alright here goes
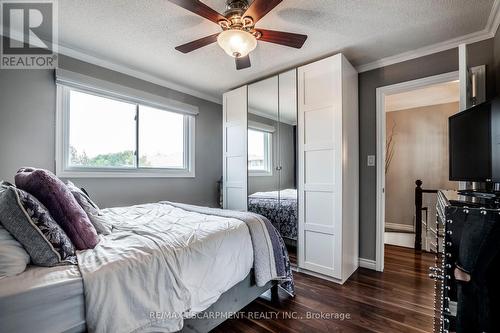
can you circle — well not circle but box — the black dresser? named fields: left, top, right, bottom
left=433, top=190, right=500, bottom=333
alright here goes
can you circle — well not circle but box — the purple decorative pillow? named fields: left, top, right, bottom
left=66, top=181, right=112, bottom=235
left=15, top=168, right=99, bottom=250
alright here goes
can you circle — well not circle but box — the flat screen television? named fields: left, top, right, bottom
left=449, top=98, right=500, bottom=182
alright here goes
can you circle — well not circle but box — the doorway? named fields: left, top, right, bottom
left=375, top=71, right=459, bottom=271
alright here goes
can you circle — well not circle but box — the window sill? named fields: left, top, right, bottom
left=56, top=169, right=195, bottom=178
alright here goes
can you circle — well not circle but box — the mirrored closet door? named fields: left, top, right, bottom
left=224, top=53, right=359, bottom=283
left=247, top=70, right=298, bottom=264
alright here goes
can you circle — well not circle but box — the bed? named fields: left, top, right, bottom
left=248, top=189, right=298, bottom=241
left=0, top=265, right=86, bottom=333
left=0, top=266, right=274, bottom=333
left=0, top=202, right=292, bottom=333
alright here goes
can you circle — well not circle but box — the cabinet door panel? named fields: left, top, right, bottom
left=223, top=86, right=247, bottom=210
left=304, top=106, right=334, bottom=144
left=305, top=191, right=336, bottom=229
left=304, top=231, right=336, bottom=276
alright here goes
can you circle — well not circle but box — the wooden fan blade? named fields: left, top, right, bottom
left=235, top=55, right=251, bottom=70
left=257, top=29, right=307, bottom=48
left=175, top=33, right=219, bottom=53
left=243, top=0, right=282, bottom=23
left=168, top=0, right=227, bottom=24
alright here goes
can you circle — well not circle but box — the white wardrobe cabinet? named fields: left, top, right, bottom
left=223, top=53, right=359, bottom=284
left=297, top=54, right=359, bottom=283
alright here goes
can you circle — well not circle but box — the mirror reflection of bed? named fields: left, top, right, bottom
left=247, top=70, right=298, bottom=265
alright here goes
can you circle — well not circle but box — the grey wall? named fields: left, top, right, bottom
left=247, top=113, right=295, bottom=195
left=467, top=38, right=497, bottom=99
left=385, top=102, right=459, bottom=228
left=0, top=55, right=223, bottom=208
left=358, top=38, right=495, bottom=260
left=278, top=122, right=296, bottom=191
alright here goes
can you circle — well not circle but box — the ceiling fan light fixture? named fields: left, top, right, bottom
left=217, top=29, right=257, bottom=58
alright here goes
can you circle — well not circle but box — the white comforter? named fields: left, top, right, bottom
left=249, top=188, right=297, bottom=200
left=76, top=203, right=254, bottom=333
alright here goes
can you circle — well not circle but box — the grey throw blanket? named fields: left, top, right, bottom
left=164, top=202, right=294, bottom=296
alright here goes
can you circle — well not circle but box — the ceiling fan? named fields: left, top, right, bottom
left=169, top=0, right=308, bottom=70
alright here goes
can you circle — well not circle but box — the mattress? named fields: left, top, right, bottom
left=0, top=265, right=85, bottom=333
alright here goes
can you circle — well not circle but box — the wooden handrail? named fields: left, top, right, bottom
left=415, top=180, right=438, bottom=251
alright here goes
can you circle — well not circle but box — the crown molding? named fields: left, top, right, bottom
left=356, top=0, right=500, bottom=73
left=485, top=0, right=500, bottom=34
left=56, top=43, right=223, bottom=104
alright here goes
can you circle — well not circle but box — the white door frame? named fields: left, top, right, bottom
left=375, top=71, right=459, bottom=272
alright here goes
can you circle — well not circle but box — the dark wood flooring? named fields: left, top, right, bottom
left=213, top=245, right=435, bottom=333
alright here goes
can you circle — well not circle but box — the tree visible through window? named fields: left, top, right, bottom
left=69, top=90, right=137, bottom=168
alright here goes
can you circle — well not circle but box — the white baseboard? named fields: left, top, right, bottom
left=358, top=258, right=377, bottom=270
left=384, top=232, right=415, bottom=248
left=296, top=267, right=344, bottom=284
left=385, top=222, right=414, bottom=232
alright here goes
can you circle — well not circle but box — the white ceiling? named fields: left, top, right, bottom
left=385, top=80, right=460, bottom=112
left=57, top=0, right=496, bottom=102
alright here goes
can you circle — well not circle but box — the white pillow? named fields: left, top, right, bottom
left=0, top=223, right=30, bottom=279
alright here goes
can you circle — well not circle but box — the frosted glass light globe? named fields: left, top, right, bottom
left=217, top=30, right=257, bottom=58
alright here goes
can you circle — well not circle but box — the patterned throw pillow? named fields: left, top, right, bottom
left=66, top=181, right=112, bottom=235
left=0, top=182, right=77, bottom=266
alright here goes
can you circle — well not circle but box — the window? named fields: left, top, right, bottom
left=57, top=86, right=195, bottom=178
left=138, top=105, right=186, bottom=169
left=69, top=90, right=137, bottom=169
left=248, top=129, right=272, bottom=175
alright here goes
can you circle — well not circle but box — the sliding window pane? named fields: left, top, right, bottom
left=69, top=90, right=137, bottom=168
left=248, top=129, right=271, bottom=172
left=138, top=106, right=185, bottom=169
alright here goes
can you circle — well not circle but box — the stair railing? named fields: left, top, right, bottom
left=415, top=180, right=438, bottom=251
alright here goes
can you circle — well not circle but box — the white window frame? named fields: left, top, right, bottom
left=248, top=128, right=273, bottom=177
left=56, top=85, right=196, bottom=178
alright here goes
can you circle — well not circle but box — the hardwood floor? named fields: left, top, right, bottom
left=213, top=245, right=436, bottom=333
